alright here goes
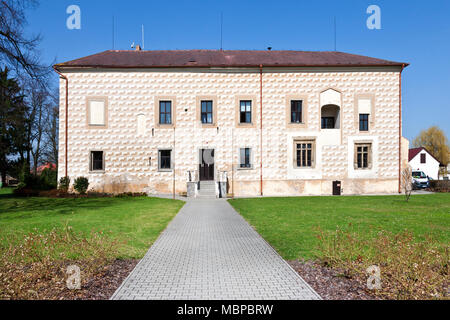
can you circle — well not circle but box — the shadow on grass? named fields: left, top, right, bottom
left=0, top=193, right=143, bottom=217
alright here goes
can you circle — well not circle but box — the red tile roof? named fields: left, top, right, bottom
left=409, top=148, right=423, bottom=162
left=54, top=50, right=408, bottom=69
left=409, top=147, right=441, bottom=164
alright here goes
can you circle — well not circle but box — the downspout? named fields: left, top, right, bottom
left=53, top=67, right=68, bottom=178
left=398, top=64, right=405, bottom=193
left=259, top=65, right=263, bottom=196
left=173, top=127, right=176, bottom=199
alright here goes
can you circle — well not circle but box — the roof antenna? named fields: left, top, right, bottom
left=112, top=16, right=115, bottom=50
left=334, top=16, right=337, bottom=51
left=142, top=24, right=145, bottom=50
left=220, top=12, right=223, bottom=51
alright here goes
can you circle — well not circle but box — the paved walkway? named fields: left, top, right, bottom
left=111, top=198, right=320, bottom=300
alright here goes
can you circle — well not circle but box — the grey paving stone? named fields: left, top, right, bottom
left=111, top=198, right=321, bottom=300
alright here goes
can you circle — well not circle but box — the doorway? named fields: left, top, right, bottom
left=199, top=149, right=215, bottom=181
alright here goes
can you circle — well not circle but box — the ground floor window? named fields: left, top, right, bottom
left=355, top=143, right=372, bottom=169
left=90, top=151, right=104, bottom=171
left=294, top=140, right=315, bottom=168
left=239, top=148, right=252, bottom=168
left=158, top=149, right=172, bottom=170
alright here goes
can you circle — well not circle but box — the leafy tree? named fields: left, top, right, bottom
left=0, top=67, right=27, bottom=186
left=413, top=126, right=450, bottom=166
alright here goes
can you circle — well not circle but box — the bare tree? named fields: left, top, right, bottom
left=42, top=92, right=58, bottom=167
left=0, top=0, right=49, bottom=80
left=401, top=166, right=413, bottom=202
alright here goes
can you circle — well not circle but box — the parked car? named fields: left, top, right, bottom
left=412, top=171, right=429, bottom=189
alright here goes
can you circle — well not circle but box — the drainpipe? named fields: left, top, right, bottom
left=173, top=127, right=176, bottom=199
left=398, top=64, right=405, bottom=193
left=259, top=65, right=263, bottom=196
left=53, top=67, right=68, bottom=178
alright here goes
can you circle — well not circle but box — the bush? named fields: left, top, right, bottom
left=429, top=180, right=450, bottom=192
left=58, top=176, right=70, bottom=192
left=39, top=168, right=57, bottom=190
left=73, top=177, right=89, bottom=195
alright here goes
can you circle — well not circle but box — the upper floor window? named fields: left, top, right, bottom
left=359, top=114, right=369, bottom=131
left=321, top=117, right=335, bottom=129
left=90, top=151, right=104, bottom=171
left=240, top=148, right=252, bottom=169
left=159, top=101, right=172, bottom=125
left=291, top=100, right=303, bottom=123
left=240, top=100, right=252, bottom=123
left=201, top=101, right=213, bottom=124
left=294, top=140, right=315, bottom=168
left=321, top=104, right=340, bottom=129
left=420, top=153, right=426, bottom=163
left=88, top=99, right=106, bottom=126
left=355, top=143, right=372, bottom=169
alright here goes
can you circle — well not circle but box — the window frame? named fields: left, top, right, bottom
left=86, top=97, right=108, bottom=128
left=159, top=101, right=172, bottom=125
left=290, top=100, right=303, bottom=124
left=293, top=139, right=316, bottom=169
left=235, top=95, right=257, bottom=128
left=239, top=147, right=252, bottom=169
left=420, top=153, right=426, bottom=164
left=200, top=100, right=213, bottom=124
left=359, top=114, right=369, bottom=131
left=354, top=94, right=376, bottom=132
left=158, top=149, right=173, bottom=171
left=89, top=150, right=105, bottom=172
left=354, top=143, right=373, bottom=170
left=154, top=97, right=176, bottom=128
left=239, top=100, right=252, bottom=124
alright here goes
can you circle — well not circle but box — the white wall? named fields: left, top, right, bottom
left=409, top=150, right=440, bottom=180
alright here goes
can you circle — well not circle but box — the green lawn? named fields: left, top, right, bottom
left=0, top=190, right=185, bottom=259
left=229, top=194, right=450, bottom=260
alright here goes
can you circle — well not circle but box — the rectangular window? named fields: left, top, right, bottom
left=90, top=151, right=104, bottom=171
left=201, top=101, right=213, bottom=124
left=321, top=117, right=335, bottom=129
left=240, top=100, right=252, bottom=123
left=420, top=153, right=426, bottom=163
left=89, top=100, right=105, bottom=126
left=295, top=140, right=314, bottom=168
left=359, top=114, right=369, bottom=131
left=291, top=100, right=303, bottom=123
left=355, top=144, right=372, bottom=169
left=159, top=101, right=172, bottom=125
left=239, top=148, right=252, bottom=168
left=158, top=150, right=172, bottom=170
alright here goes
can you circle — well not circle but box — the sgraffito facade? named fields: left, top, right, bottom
left=55, top=50, right=408, bottom=196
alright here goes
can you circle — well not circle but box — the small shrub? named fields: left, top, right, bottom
left=73, top=177, right=89, bottom=195
left=58, top=176, right=70, bottom=192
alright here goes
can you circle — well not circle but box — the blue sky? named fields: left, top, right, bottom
left=25, top=0, right=450, bottom=141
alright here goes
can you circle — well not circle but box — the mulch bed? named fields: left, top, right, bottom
left=56, top=259, right=139, bottom=300
left=288, top=260, right=380, bottom=300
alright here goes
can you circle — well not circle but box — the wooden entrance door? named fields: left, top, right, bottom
left=199, top=149, right=215, bottom=181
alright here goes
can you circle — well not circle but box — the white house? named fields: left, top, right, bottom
left=53, top=49, right=409, bottom=197
left=408, top=147, right=441, bottom=180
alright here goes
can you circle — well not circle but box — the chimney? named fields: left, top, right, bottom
left=135, top=45, right=142, bottom=51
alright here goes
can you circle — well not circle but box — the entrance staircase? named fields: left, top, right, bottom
left=197, top=181, right=217, bottom=198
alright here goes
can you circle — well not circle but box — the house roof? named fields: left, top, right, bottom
left=408, top=147, right=441, bottom=164
left=54, top=50, right=409, bottom=70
